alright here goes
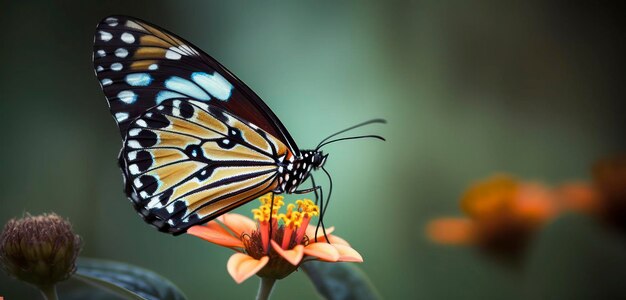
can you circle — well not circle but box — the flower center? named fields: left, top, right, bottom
left=243, top=194, right=320, bottom=278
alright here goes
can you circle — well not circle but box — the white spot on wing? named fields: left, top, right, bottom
left=97, top=49, right=106, bottom=57
left=127, top=151, right=137, bottom=160
left=191, top=72, right=233, bottom=101
left=121, top=32, right=135, bottom=44
left=99, top=31, right=112, bottom=41
left=118, top=90, right=137, bottom=104
left=128, top=128, right=140, bottom=136
left=172, top=100, right=181, bottom=116
left=148, top=64, right=158, bottom=70
left=115, top=112, right=128, bottom=122
left=127, top=140, right=141, bottom=148
left=105, top=17, right=118, bottom=27
left=115, top=48, right=129, bottom=58
left=96, top=66, right=104, bottom=72
left=147, top=197, right=163, bottom=209
left=126, top=73, right=152, bottom=86
left=164, top=77, right=210, bottom=100
left=101, top=78, right=113, bottom=86
left=129, top=164, right=140, bottom=175
left=156, top=91, right=186, bottom=104
left=136, top=119, right=148, bottom=127
left=111, top=63, right=123, bottom=71
left=133, top=177, right=143, bottom=188
left=165, top=48, right=182, bottom=60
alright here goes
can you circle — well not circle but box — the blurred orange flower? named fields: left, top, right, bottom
left=188, top=193, right=362, bottom=283
left=427, top=174, right=559, bottom=260
left=426, top=218, right=475, bottom=245
left=554, top=155, right=626, bottom=231
left=428, top=155, right=626, bottom=264
left=557, top=182, right=599, bottom=214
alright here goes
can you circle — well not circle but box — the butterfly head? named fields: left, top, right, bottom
left=300, top=150, right=328, bottom=171
left=311, top=151, right=329, bottom=170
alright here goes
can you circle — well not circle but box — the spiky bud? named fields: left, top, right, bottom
left=0, top=213, right=82, bottom=288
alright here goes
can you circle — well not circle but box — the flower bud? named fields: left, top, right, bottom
left=0, top=213, right=82, bottom=288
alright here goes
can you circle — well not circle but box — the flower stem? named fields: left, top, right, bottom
left=256, top=277, right=276, bottom=300
left=39, top=285, right=58, bottom=300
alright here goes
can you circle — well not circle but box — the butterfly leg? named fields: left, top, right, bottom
left=301, top=175, right=329, bottom=243
left=292, top=186, right=321, bottom=194
left=267, top=192, right=276, bottom=255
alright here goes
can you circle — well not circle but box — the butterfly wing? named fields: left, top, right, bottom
left=93, top=15, right=299, bottom=154
left=121, top=99, right=291, bottom=234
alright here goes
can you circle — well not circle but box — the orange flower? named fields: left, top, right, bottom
left=426, top=218, right=475, bottom=245
left=427, top=174, right=559, bottom=260
left=557, top=182, right=600, bottom=214
left=556, top=155, right=626, bottom=231
left=187, top=194, right=362, bottom=283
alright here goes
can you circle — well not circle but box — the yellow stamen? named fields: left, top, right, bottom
left=296, top=199, right=319, bottom=218
left=253, top=196, right=323, bottom=249
left=278, top=204, right=302, bottom=228
left=258, top=193, right=284, bottom=209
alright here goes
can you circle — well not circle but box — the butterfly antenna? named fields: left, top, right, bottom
left=316, top=118, right=386, bottom=150
left=316, top=134, right=385, bottom=150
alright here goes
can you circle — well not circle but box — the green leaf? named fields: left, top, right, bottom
left=59, top=278, right=129, bottom=300
left=71, top=258, right=187, bottom=300
left=301, top=261, right=382, bottom=300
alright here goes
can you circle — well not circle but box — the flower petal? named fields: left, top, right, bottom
left=227, top=253, right=269, bottom=284
left=187, top=223, right=243, bottom=248
left=305, top=225, right=335, bottom=240
left=271, top=240, right=304, bottom=266
left=218, top=213, right=257, bottom=237
left=425, top=218, right=474, bottom=245
left=304, top=242, right=340, bottom=262
left=317, top=234, right=351, bottom=246
left=558, top=182, right=599, bottom=213
left=334, top=244, right=363, bottom=262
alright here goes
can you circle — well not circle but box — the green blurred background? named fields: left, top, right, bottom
left=1, top=0, right=625, bottom=299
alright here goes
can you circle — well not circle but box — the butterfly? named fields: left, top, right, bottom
left=93, top=15, right=384, bottom=235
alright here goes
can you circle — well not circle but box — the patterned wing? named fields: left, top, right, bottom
left=120, top=99, right=292, bottom=234
left=93, top=15, right=299, bottom=154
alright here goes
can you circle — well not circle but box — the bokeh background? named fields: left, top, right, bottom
left=1, top=0, right=625, bottom=299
